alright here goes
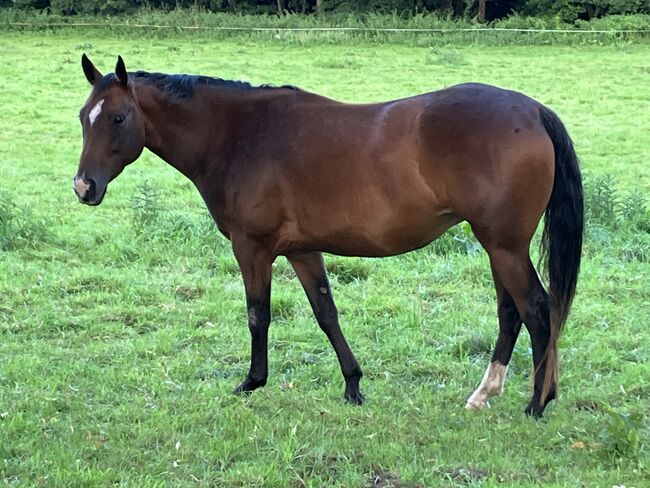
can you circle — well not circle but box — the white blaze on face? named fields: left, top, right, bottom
left=88, top=99, right=105, bottom=126
left=465, top=361, right=508, bottom=410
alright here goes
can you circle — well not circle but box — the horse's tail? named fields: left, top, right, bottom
left=539, top=105, right=584, bottom=403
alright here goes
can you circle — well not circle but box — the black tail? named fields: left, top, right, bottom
left=539, top=106, right=584, bottom=402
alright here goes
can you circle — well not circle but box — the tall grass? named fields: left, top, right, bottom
left=2, top=9, right=650, bottom=45
left=583, top=174, right=649, bottom=262
left=0, top=191, right=49, bottom=251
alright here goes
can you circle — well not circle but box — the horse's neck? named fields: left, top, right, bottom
left=136, top=87, right=204, bottom=181
left=138, top=86, right=288, bottom=183
left=137, top=85, right=303, bottom=191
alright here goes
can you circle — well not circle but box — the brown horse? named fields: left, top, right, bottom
left=74, top=55, right=583, bottom=417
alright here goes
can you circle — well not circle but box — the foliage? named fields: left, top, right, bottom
left=583, top=173, right=650, bottom=231
left=427, top=222, right=481, bottom=256
left=520, top=0, right=650, bottom=22
left=4, top=0, right=650, bottom=22
left=582, top=174, right=650, bottom=263
left=600, top=408, right=645, bottom=460
left=584, top=173, right=619, bottom=227
left=619, top=189, right=649, bottom=231
left=130, top=180, right=164, bottom=236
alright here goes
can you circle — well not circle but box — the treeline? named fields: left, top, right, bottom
left=4, top=0, right=650, bottom=22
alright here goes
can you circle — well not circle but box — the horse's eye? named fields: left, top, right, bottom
left=114, top=114, right=125, bottom=125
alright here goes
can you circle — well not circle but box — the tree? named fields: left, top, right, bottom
left=478, top=0, right=487, bottom=22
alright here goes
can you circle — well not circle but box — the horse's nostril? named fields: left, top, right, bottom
left=74, top=176, right=97, bottom=203
left=83, top=178, right=97, bottom=202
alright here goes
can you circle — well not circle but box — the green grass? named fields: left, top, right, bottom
left=1, top=29, right=649, bottom=487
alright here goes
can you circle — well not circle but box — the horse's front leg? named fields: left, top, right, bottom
left=231, top=235, right=274, bottom=394
left=287, top=252, right=364, bottom=404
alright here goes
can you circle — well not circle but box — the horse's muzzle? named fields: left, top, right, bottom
left=74, top=175, right=105, bottom=206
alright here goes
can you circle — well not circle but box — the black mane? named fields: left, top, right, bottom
left=129, top=71, right=299, bottom=99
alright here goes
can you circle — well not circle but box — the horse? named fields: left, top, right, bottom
left=74, top=55, right=583, bottom=417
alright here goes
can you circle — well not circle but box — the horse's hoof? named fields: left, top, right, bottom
left=465, top=400, right=489, bottom=411
left=525, top=388, right=555, bottom=418
left=344, top=389, right=365, bottom=405
left=233, top=377, right=266, bottom=395
left=524, top=401, right=545, bottom=418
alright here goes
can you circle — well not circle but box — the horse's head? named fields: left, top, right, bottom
left=74, top=54, right=145, bottom=205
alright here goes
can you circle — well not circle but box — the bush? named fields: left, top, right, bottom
left=520, top=1, right=650, bottom=22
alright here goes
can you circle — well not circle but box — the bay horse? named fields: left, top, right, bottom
left=74, top=55, right=583, bottom=417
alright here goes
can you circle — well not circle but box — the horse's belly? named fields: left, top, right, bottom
left=373, top=210, right=461, bottom=255
left=326, top=211, right=460, bottom=257
left=278, top=197, right=459, bottom=258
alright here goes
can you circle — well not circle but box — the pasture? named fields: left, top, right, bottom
left=1, top=28, right=649, bottom=486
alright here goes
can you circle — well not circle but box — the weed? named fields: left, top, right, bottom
left=451, top=222, right=481, bottom=255
left=583, top=174, right=650, bottom=234
left=584, top=173, right=618, bottom=227
left=432, top=48, right=467, bottom=66
left=174, top=284, right=205, bottom=301
left=0, top=191, right=49, bottom=250
left=130, top=181, right=164, bottom=237
left=619, top=232, right=650, bottom=262
left=428, top=222, right=481, bottom=256
left=600, top=408, right=645, bottom=461
left=314, top=56, right=360, bottom=69
left=619, top=189, right=649, bottom=232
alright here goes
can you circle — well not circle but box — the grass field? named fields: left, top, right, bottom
left=1, top=27, right=649, bottom=487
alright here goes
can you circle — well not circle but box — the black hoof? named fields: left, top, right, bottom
left=233, top=377, right=266, bottom=395
left=524, top=401, right=544, bottom=418
left=344, top=389, right=365, bottom=405
left=343, top=373, right=364, bottom=405
left=525, top=388, right=556, bottom=418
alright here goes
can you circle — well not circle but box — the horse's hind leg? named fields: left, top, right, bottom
left=287, top=252, right=364, bottom=404
left=466, top=266, right=522, bottom=410
left=482, top=245, right=554, bottom=417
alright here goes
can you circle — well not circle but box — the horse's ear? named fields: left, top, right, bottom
left=115, top=55, right=128, bottom=86
left=81, top=53, right=102, bottom=85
